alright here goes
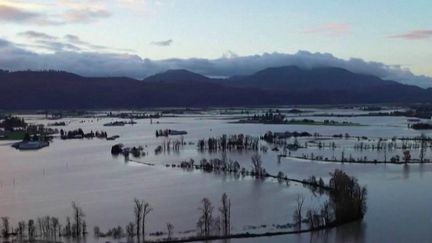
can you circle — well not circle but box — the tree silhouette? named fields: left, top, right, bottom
left=219, top=193, right=231, bottom=236
left=198, top=198, right=213, bottom=237
left=142, top=201, right=153, bottom=240
left=133, top=198, right=144, bottom=237
left=329, top=169, right=367, bottom=224
left=292, top=194, right=304, bottom=229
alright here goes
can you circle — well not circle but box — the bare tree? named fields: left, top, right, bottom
left=28, top=219, right=36, bottom=241
left=212, top=216, right=221, bottom=235
left=133, top=198, right=144, bottom=237
left=72, top=202, right=85, bottom=237
left=65, top=216, right=71, bottom=237
left=142, top=201, right=153, bottom=240
left=403, top=150, right=411, bottom=164
left=1, top=217, right=9, bottom=238
left=82, top=220, right=87, bottom=236
left=51, top=217, right=59, bottom=240
left=251, top=153, right=263, bottom=176
left=420, top=134, right=426, bottom=163
left=292, top=194, right=304, bottom=229
left=219, top=193, right=231, bottom=236
left=126, top=222, right=135, bottom=238
left=166, top=223, right=174, bottom=240
left=198, top=198, right=213, bottom=237
left=320, top=201, right=332, bottom=226
left=17, top=221, right=26, bottom=239
left=37, top=217, right=43, bottom=238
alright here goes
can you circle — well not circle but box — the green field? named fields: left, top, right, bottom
left=0, top=131, right=26, bottom=141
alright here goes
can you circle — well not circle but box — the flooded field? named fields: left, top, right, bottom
left=1, top=108, right=432, bottom=242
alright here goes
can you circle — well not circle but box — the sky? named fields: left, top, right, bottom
left=1, top=0, right=432, bottom=86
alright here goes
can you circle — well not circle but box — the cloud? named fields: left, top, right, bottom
left=34, top=40, right=81, bottom=52
left=150, top=39, right=173, bottom=46
left=63, top=8, right=111, bottom=23
left=302, top=23, right=351, bottom=36
left=18, top=30, right=57, bottom=40
left=0, top=4, right=111, bottom=25
left=0, top=37, right=431, bottom=88
left=389, top=29, right=432, bottom=40
left=0, top=4, right=64, bottom=25
left=64, top=34, right=104, bottom=50
left=63, top=34, right=134, bottom=52
left=0, top=5, right=40, bottom=23
left=14, top=31, right=134, bottom=53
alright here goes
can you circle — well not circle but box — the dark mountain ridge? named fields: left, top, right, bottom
left=144, top=69, right=211, bottom=84
left=227, top=66, right=400, bottom=91
left=0, top=67, right=431, bottom=109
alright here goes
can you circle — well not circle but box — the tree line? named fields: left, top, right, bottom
left=1, top=170, right=367, bottom=242
left=0, top=202, right=86, bottom=241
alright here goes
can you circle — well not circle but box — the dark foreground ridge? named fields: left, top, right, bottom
left=1, top=66, right=431, bottom=109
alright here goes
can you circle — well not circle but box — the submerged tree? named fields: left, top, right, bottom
left=142, top=201, right=153, bottom=240
left=51, top=217, right=59, bottom=240
left=329, top=169, right=367, bottom=224
left=219, top=193, right=231, bottom=236
left=403, top=150, right=411, bottom=164
left=28, top=219, right=36, bottom=241
left=292, top=194, right=304, bottom=229
left=1, top=217, right=9, bottom=238
left=320, top=201, right=333, bottom=226
left=133, top=198, right=144, bottom=237
left=251, top=153, right=264, bottom=177
left=65, top=216, right=72, bottom=237
left=126, top=222, right=135, bottom=238
left=419, top=134, right=427, bottom=163
left=17, top=220, right=26, bottom=239
left=72, top=202, right=85, bottom=237
left=167, top=222, right=174, bottom=240
left=198, top=198, right=214, bottom=237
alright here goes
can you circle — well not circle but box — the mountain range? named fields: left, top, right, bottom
left=0, top=66, right=431, bottom=110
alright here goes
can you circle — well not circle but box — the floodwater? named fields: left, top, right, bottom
left=1, top=108, right=432, bottom=242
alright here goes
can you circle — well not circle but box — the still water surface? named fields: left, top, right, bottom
left=1, top=110, right=432, bottom=242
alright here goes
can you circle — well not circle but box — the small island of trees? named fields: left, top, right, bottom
left=236, top=110, right=360, bottom=126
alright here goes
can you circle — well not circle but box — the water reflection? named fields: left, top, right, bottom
left=334, top=221, right=366, bottom=243
left=403, top=164, right=410, bottom=179
left=419, top=163, right=425, bottom=177
left=306, top=221, right=366, bottom=243
left=2, top=112, right=432, bottom=243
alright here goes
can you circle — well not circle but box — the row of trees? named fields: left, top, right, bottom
left=132, top=198, right=153, bottom=241
left=247, top=110, right=286, bottom=124
left=197, top=134, right=259, bottom=152
left=197, top=193, right=231, bottom=237
left=298, top=147, right=427, bottom=164
left=60, top=129, right=108, bottom=139
left=179, top=158, right=241, bottom=173
left=262, top=131, right=312, bottom=144
left=94, top=194, right=231, bottom=241
left=0, top=116, right=27, bottom=131
left=0, top=202, right=86, bottom=241
left=154, top=139, right=184, bottom=155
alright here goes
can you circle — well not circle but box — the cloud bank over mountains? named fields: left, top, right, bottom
left=1, top=36, right=431, bottom=88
